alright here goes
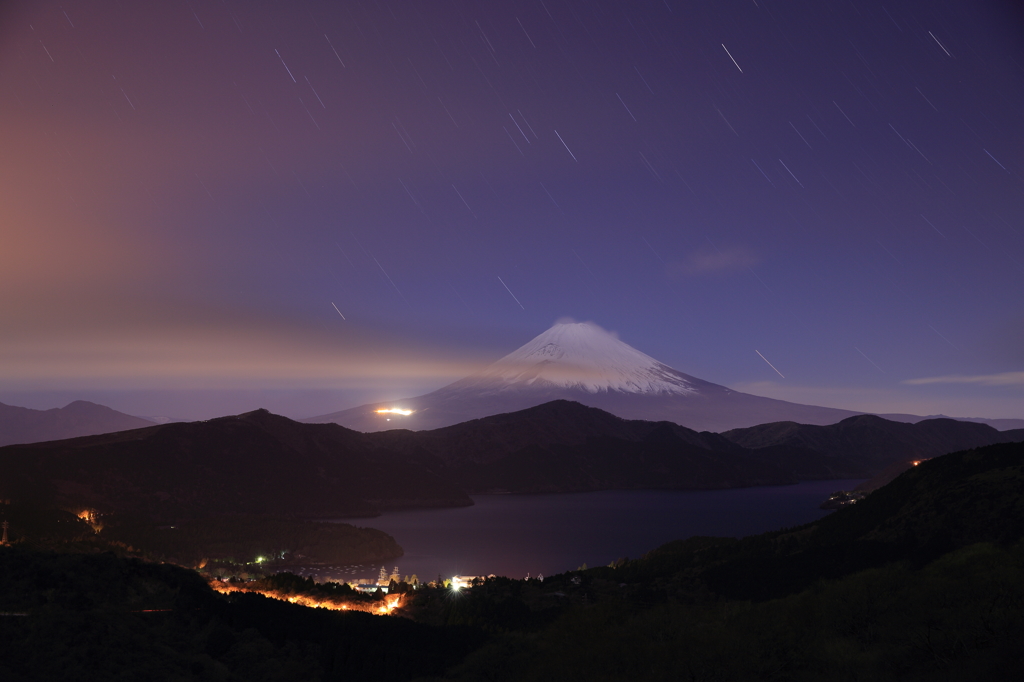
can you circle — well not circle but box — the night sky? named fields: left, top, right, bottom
left=2, top=0, right=1022, bottom=422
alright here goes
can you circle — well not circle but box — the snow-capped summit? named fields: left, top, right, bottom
left=306, top=320, right=861, bottom=433
left=454, top=321, right=697, bottom=395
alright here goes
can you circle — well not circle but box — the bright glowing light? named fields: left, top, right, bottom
left=376, top=597, right=401, bottom=614
left=450, top=575, right=477, bottom=590
left=376, top=408, right=413, bottom=416
left=210, top=582, right=402, bottom=615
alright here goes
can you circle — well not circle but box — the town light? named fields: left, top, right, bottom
left=376, top=408, right=413, bottom=416
left=210, top=582, right=402, bottom=615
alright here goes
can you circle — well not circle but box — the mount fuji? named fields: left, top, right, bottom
left=306, top=321, right=863, bottom=432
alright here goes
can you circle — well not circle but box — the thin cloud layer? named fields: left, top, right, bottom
left=903, top=372, right=1024, bottom=387
left=667, top=247, right=758, bottom=278
left=0, top=313, right=490, bottom=389
left=733, top=380, right=1022, bottom=420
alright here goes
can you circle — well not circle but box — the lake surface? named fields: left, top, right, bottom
left=313, top=480, right=864, bottom=583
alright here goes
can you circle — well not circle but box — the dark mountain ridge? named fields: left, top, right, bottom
left=721, top=413, right=1011, bottom=470
left=366, top=401, right=1023, bottom=491
left=3, top=400, right=1019, bottom=522
left=0, top=400, right=154, bottom=447
left=0, top=409, right=470, bottom=521
left=370, top=400, right=747, bottom=466
left=367, top=401, right=784, bottom=492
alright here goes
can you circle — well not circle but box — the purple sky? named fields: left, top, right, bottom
left=1, top=0, right=1022, bottom=422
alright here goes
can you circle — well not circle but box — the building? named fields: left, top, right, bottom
left=451, top=575, right=480, bottom=590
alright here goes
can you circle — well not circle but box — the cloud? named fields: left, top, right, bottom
left=552, top=317, right=619, bottom=339
left=667, top=246, right=758, bottom=277
left=902, top=372, right=1024, bottom=387
left=0, top=307, right=493, bottom=390
left=730, top=380, right=1021, bottom=419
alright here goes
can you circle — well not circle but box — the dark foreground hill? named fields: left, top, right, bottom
left=637, top=439, right=1024, bottom=601
left=433, top=439, right=1024, bottom=681
left=0, top=400, right=154, bottom=447
left=1, top=440, right=1021, bottom=681
left=0, top=503, right=405, bottom=569
left=0, top=547, right=484, bottom=681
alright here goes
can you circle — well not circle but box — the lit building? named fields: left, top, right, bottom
left=451, top=575, right=480, bottom=590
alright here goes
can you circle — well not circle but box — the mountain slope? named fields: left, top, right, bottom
left=441, top=440, right=1024, bottom=682
left=698, top=439, right=1024, bottom=601
left=0, top=400, right=154, bottom=446
left=6, top=401, right=1014, bottom=519
left=721, top=414, right=1011, bottom=470
left=307, top=321, right=861, bottom=432
left=370, top=400, right=746, bottom=466
left=369, top=400, right=789, bottom=493
left=454, top=321, right=700, bottom=395
left=0, top=410, right=470, bottom=520
left=366, top=400, right=1017, bottom=493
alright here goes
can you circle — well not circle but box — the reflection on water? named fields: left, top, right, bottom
left=322, top=480, right=865, bottom=583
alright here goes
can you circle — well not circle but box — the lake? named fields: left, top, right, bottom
left=310, top=479, right=864, bottom=584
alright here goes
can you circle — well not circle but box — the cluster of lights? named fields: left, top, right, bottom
left=210, top=582, right=401, bottom=615
left=376, top=408, right=413, bottom=416
left=449, top=576, right=478, bottom=590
